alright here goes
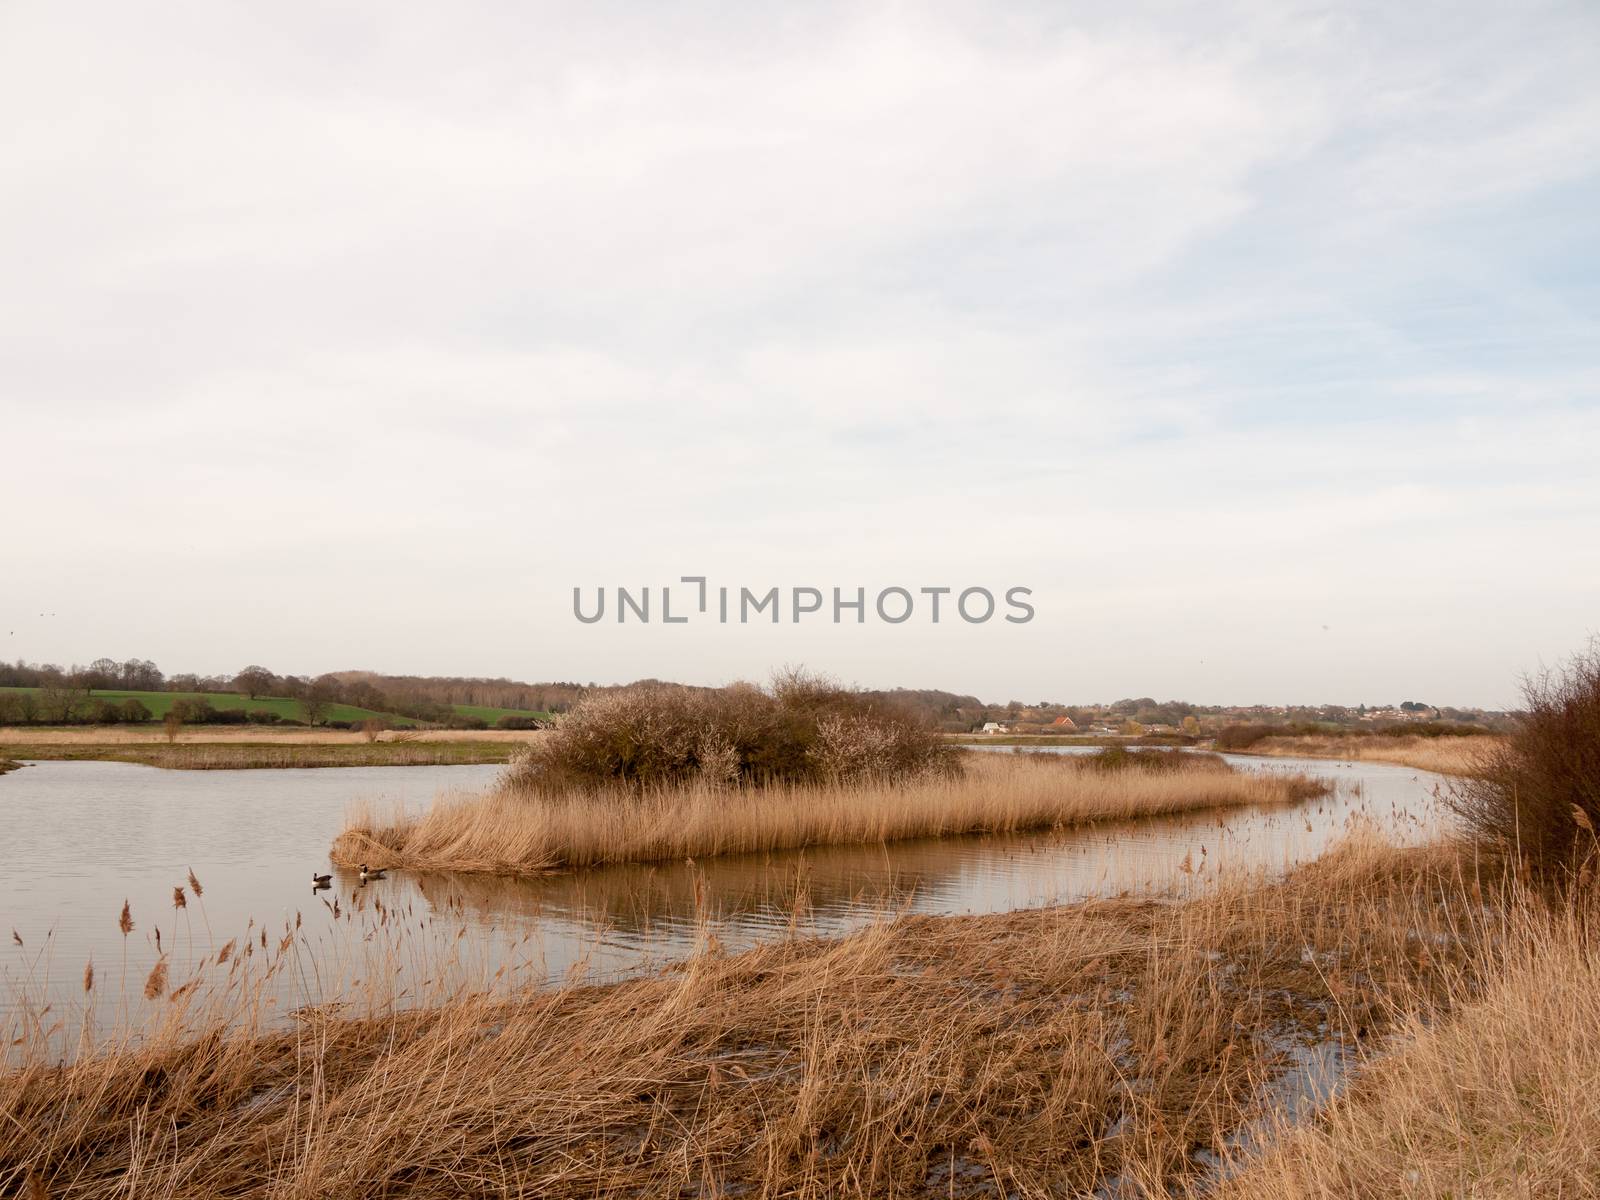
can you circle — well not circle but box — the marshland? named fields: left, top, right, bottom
left=3, top=658, right=1598, bottom=1197
left=0, top=727, right=545, bottom=770
left=1211, top=730, right=1501, bottom=777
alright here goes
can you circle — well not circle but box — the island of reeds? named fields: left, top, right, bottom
left=332, top=673, right=1328, bottom=874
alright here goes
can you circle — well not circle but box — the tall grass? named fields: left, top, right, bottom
left=1216, top=877, right=1600, bottom=1198
left=2, top=834, right=1512, bottom=1198
left=333, top=750, right=1329, bottom=874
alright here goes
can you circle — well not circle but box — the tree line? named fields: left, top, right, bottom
left=0, top=656, right=1512, bottom=733
left=0, top=656, right=602, bottom=728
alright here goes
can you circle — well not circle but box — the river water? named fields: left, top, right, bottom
left=0, top=751, right=1451, bottom=1052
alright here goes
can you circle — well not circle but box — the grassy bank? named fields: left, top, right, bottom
left=1227, top=733, right=1499, bottom=776
left=0, top=757, right=19, bottom=776
left=0, top=741, right=521, bottom=769
left=1216, top=889, right=1600, bottom=1197
left=333, top=749, right=1328, bottom=874
left=2, top=835, right=1548, bottom=1198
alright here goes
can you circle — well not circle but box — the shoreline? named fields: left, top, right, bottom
left=0, top=725, right=546, bottom=769
left=0, top=726, right=1496, bottom=776
left=0, top=741, right=521, bottom=770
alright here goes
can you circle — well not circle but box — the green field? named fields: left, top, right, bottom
left=447, top=702, right=552, bottom=724
left=0, top=686, right=550, bottom=728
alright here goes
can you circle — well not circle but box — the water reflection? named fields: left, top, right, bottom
left=2, top=754, right=1451, bottom=1045
left=407, top=755, right=1446, bottom=947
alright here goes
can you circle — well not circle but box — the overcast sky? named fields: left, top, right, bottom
left=3, top=0, right=1597, bottom=707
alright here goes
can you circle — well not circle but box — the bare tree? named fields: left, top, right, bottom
left=233, top=665, right=276, bottom=701
left=121, top=658, right=164, bottom=690
left=85, top=658, right=120, bottom=689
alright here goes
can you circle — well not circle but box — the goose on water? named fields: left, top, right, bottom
left=359, top=864, right=387, bottom=881
left=311, top=873, right=333, bottom=887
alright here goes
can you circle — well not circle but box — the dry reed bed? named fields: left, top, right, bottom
left=0, top=727, right=549, bottom=746
left=1233, top=735, right=1500, bottom=777
left=332, top=751, right=1329, bottom=874
left=1216, top=881, right=1600, bottom=1198
left=2, top=836, right=1511, bottom=1199
left=0, top=742, right=520, bottom=770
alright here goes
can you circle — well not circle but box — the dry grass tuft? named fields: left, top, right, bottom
left=333, top=749, right=1328, bottom=874
left=141, top=958, right=168, bottom=1001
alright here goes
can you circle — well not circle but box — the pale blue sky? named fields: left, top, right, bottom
left=2, top=0, right=1597, bottom=707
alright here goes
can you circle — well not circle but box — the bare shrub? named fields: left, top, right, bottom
left=495, top=714, right=541, bottom=730
left=1213, top=723, right=1275, bottom=751
left=510, top=669, right=955, bottom=793
left=1449, top=646, right=1600, bottom=883
left=118, top=698, right=152, bottom=723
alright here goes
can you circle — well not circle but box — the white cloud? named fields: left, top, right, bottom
left=1, top=0, right=1597, bottom=706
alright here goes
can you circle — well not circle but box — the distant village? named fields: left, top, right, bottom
left=861, top=692, right=1513, bottom=738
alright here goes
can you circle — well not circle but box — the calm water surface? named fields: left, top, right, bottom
left=1, top=752, right=1452, bottom=1050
